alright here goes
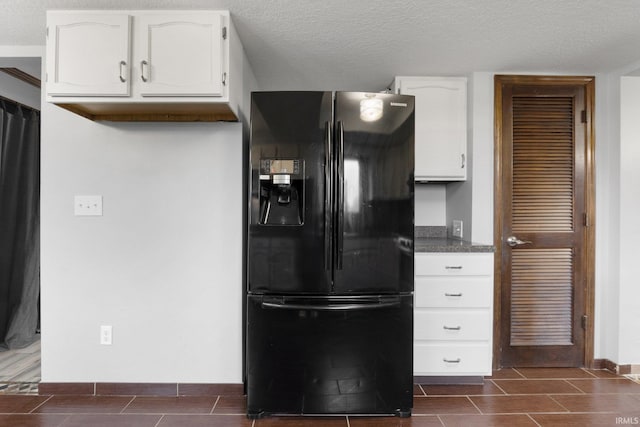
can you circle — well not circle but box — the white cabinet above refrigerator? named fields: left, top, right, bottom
left=393, top=76, right=467, bottom=182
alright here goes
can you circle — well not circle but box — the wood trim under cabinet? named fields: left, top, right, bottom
left=54, top=102, right=239, bottom=122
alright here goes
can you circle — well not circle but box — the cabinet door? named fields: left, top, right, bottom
left=46, top=13, right=131, bottom=96
left=136, top=13, right=225, bottom=97
left=398, top=77, right=467, bottom=181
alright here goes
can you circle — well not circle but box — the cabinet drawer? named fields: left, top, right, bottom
left=414, top=344, right=491, bottom=375
left=415, top=310, right=491, bottom=341
left=416, top=253, right=493, bottom=276
left=415, top=278, right=492, bottom=308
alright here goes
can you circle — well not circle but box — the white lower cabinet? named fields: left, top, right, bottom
left=414, top=252, right=494, bottom=376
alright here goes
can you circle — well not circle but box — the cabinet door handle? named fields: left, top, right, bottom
left=443, top=325, right=461, bottom=331
left=445, top=265, right=463, bottom=270
left=461, top=153, right=465, bottom=169
left=140, top=60, right=149, bottom=82
left=119, top=61, right=127, bottom=82
left=444, top=292, right=463, bottom=297
left=443, top=358, right=461, bottom=364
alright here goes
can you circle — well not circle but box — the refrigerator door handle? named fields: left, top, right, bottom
left=261, top=299, right=400, bottom=311
left=324, top=121, right=332, bottom=271
left=336, top=121, right=345, bottom=270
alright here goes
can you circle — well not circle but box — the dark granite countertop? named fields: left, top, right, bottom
left=414, top=236, right=495, bottom=253
left=414, top=226, right=495, bottom=253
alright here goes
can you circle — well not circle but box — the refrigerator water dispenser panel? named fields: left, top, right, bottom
left=259, top=158, right=305, bottom=226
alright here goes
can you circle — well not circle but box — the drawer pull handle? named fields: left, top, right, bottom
left=443, top=325, right=461, bottom=331
left=141, top=60, right=149, bottom=82
left=443, top=358, right=461, bottom=363
left=445, top=292, right=463, bottom=297
left=445, top=266, right=463, bottom=270
left=119, top=61, right=127, bottom=82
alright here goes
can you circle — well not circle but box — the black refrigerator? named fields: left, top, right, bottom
left=246, top=91, right=414, bottom=418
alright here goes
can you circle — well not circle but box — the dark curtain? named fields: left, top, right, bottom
left=0, top=98, right=40, bottom=350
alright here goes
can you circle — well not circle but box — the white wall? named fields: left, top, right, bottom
left=469, top=72, right=495, bottom=245
left=0, top=72, right=40, bottom=109
left=40, top=105, right=245, bottom=383
left=445, top=74, right=475, bottom=242
left=0, top=46, right=43, bottom=110
left=415, top=185, right=446, bottom=226
left=445, top=180, right=472, bottom=239
left=618, top=76, right=640, bottom=365
left=590, top=64, right=640, bottom=366
left=597, top=70, right=619, bottom=364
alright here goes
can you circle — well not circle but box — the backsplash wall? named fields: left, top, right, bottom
left=415, top=184, right=446, bottom=226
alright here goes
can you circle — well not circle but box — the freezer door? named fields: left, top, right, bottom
left=248, top=92, right=333, bottom=294
left=246, top=294, right=413, bottom=417
left=333, top=92, right=415, bottom=294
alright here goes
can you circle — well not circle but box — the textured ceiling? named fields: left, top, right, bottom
left=2, top=0, right=640, bottom=90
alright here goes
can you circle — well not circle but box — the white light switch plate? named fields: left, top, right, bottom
left=100, top=325, right=112, bottom=345
left=74, top=195, right=103, bottom=216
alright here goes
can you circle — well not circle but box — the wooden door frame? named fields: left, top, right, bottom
left=493, top=75, right=596, bottom=369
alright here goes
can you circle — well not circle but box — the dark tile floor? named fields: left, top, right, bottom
left=0, top=368, right=639, bottom=426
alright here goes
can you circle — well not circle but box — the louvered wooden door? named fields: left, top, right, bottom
left=497, top=77, right=593, bottom=367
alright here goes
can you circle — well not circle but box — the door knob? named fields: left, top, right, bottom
left=506, top=236, right=532, bottom=247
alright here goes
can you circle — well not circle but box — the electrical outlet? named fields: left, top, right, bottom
left=74, top=195, right=103, bottom=216
left=452, top=220, right=463, bottom=238
left=100, top=325, right=112, bottom=345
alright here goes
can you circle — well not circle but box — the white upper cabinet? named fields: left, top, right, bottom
left=394, top=77, right=467, bottom=182
left=45, top=10, right=246, bottom=122
left=135, top=13, right=224, bottom=97
left=46, top=14, right=131, bottom=96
